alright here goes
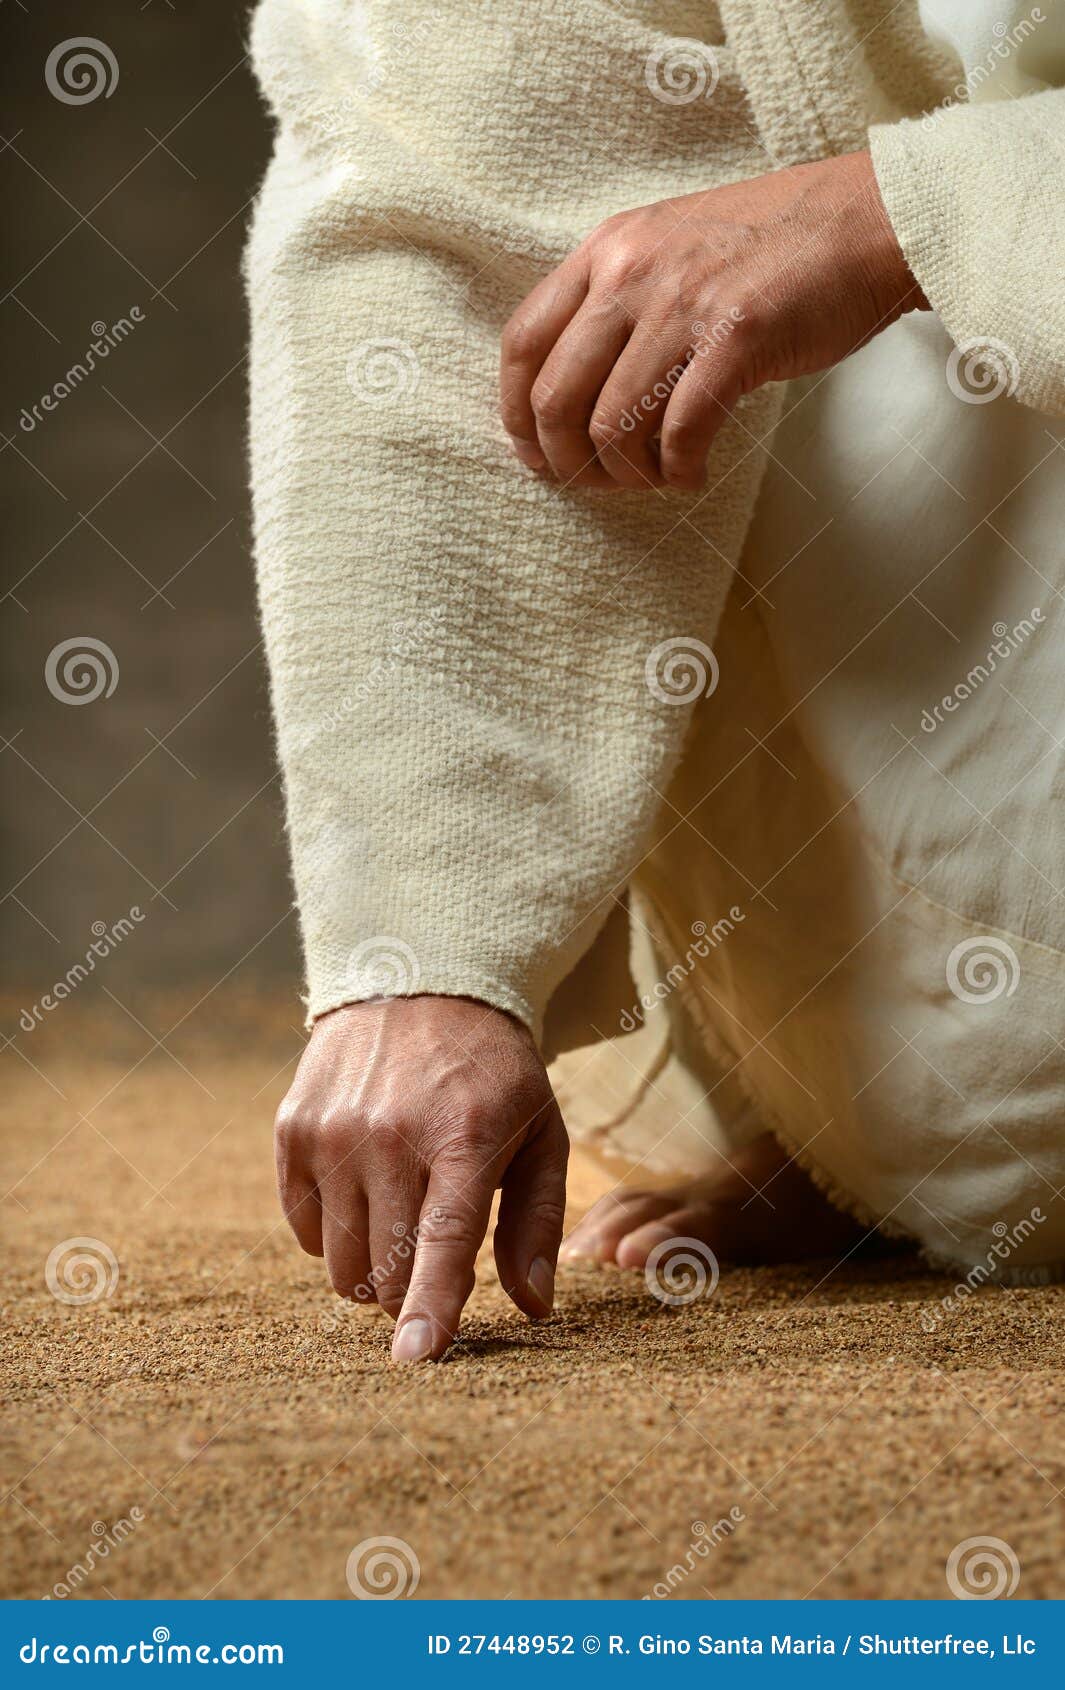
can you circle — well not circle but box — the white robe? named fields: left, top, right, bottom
left=248, top=1, right=1065, bottom=1280
left=554, top=2, right=1065, bottom=1283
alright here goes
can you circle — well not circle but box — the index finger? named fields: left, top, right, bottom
left=391, top=1161, right=496, bottom=1363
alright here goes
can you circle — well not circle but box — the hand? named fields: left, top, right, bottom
left=274, top=996, right=569, bottom=1362
left=500, top=149, right=926, bottom=493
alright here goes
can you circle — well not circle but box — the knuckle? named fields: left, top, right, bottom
left=530, top=380, right=581, bottom=429
left=277, top=1166, right=307, bottom=1210
left=313, top=1107, right=360, bottom=1162
left=418, top=1203, right=479, bottom=1250
left=603, top=238, right=648, bottom=283
left=504, top=1064, right=553, bottom=1115
left=501, top=315, right=539, bottom=364
left=457, top=1094, right=503, bottom=1135
left=274, top=1096, right=309, bottom=1149
left=661, top=415, right=704, bottom=453
left=593, top=211, right=625, bottom=239
left=588, top=413, right=625, bottom=453
left=434, top=1106, right=509, bottom=1163
left=282, top=1203, right=319, bottom=1257
left=365, top=1116, right=412, bottom=1164
left=499, top=399, right=528, bottom=437
left=328, top=1266, right=369, bottom=1301
left=586, top=213, right=626, bottom=256
left=282, top=1196, right=324, bottom=1256
left=595, top=255, right=635, bottom=296
left=591, top=212, right=635, bottom=251
left=523, top=1195, right=567, bottom=1234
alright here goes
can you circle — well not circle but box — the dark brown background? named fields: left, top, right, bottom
left=3, top=1, right=298, bottom=1014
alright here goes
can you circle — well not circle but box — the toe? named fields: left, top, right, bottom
left=614, top=1204, right=724, bottom=1270
left=560, top=1189, right=675, bottom=1263
left=614, top=1219, right=680, bottom=1270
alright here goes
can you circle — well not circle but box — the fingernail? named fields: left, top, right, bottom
left=527, top=1256, right=555, bottom=1313
left=558, top=1239, right=584, bottom=1261
left=392, top=1317, right=433, bottom=1363
left=511, top=438, right=546, bottom=470
left=561, top=1231, right=600, bottom=1257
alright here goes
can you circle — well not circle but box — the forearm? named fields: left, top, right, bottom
left=246, top=142, right=778, bottom=1040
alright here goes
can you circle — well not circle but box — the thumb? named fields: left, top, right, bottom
left=493, top=1108, right=569, bottom=1319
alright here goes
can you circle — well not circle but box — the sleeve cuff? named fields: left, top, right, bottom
left=870, top=91, right=1065, bottom=415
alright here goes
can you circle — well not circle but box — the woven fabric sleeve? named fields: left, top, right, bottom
left=245, top=0, right=777, bottom=1040
left=871, top=85, right=1065, bottom=416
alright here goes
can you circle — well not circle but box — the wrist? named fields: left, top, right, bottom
left=845, top=148, right=929, bottom=318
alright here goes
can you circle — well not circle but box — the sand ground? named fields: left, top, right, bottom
left=4, top=994, right=1065, bottom=1601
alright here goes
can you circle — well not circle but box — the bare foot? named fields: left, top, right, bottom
left=560, top=1132, right=869, bottom=1269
